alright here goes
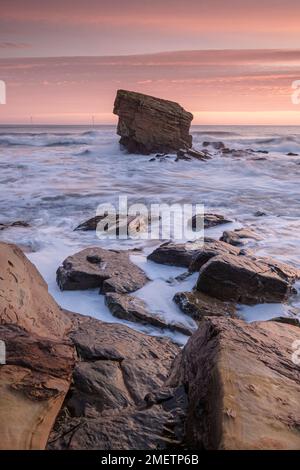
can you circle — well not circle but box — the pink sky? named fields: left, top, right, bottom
left=0, top=1, right=300, bottom=124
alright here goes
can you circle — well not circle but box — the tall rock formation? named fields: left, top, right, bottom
left=113, top=89, right=193, bottom=154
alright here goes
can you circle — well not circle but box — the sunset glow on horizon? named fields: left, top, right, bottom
left=0, top=0, right=300, bottom=125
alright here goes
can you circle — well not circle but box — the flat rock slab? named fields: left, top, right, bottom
left=170, top=317, right=300, bottom=449
left=113, top=89, right=193, bottom=154
left=105, top=292, right=195, bottom=336
left=173, top=290, right=237, bottom=323
left=148, top=238, right=240, bottom=271
left=197, top=252, right=299, bottom=304
left=48, top=313, right=185, bottom=450
left=0, top=221, right=30, bottom=231
left=148, top=240, right=205, bottom=268
left=74, top=214, right=151, bottom=236
left=56, top=247, right=148, bottom=293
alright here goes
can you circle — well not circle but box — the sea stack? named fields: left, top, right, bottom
left=113, top=89, right=193, bottom=154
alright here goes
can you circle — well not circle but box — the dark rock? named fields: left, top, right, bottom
left=48, top=313, right=186, bottom=450
left=287, top=152, right=299, bottom=156
left=254, top=210, right=267, bottom=217
left=56, top=247, right=148, bottom=293
left=113, top=89, right=193, bottom=154
left=189, top=213, right=232, bottom=231
left=256, top=150, right=269, bottom=154
left=196, top=252, right=299, bottom=304
left=270, top=316, right=300, bottom=327
left=176, top=148, right=211, bottom=162
left=173, top=290, right=237, bottom=323
left=189, top=238, right=241, bottom=272
left=105, top=292, right=195, bottom=336
left=220, top=228, right=262, bottom=246
left=169, top=316, right=300, bottom=449
left=0, top=220, right=30, bottom=231
left=147, top=240, right=204, bottom=268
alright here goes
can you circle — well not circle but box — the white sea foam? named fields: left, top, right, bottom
left=0, top=124, right=299, bottom=343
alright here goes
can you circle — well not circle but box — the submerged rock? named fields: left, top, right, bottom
left=147, top=240, right=204, bottom=268
left=196, top=252, right=299, bottom=304
left=220, top=227, right=262, bottom=246
left=105, top=292, right=195, bottom=336
left=113, top=89, right=193, bottom=154
left=0, top=220, right=30, bottom=231
left=169, top=317, right=300, bottom=449
left=56, top=247, right=148, bottom=293
left=188, top=213, right=232, bottom=231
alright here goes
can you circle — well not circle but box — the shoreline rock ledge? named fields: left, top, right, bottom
left=113, top=89, right=193, bottom=154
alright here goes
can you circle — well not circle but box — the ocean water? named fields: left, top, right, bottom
left=0, top=124, right=299, bottom=344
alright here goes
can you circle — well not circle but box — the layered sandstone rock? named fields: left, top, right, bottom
left=113, top=90, right=193, bottom=154
left=196, top=252, right=299, bottom=304
left=0, top=242, right=75, bottom=450
left=168, top=317, right=300, bottom=449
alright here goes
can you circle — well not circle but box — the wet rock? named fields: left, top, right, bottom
left=74, top=213, right=148, bottom=236
left=189, top=237, right=241, bottom=272
left=254, top=210, right=267, bottom=217
left=147, top=240, right=204, bottom=268
left=287, top=152, right=299, bottom=156
left=0, top=220, right=30, bottom=231
left=196, top=252, right=299, bottom=304
left=113, top=89, right=193, bottom=154
left=176, top=148, right=211, bottom=162
left=189, top=213, right=232, bottom=231
left=105, top=292, right=195, bottom=336
left=220, top=227, right=262, bottom=246
left=56, top=247, right=148, bottom=294
left=169, top=317, right=300, bottom=449
left=48, top=313, right=185, bottom=450
left=202, top=141, right=225, bottom=150
left=269, top=316, right=300, bottom=327
left=173, top=290, right=237, bottom=323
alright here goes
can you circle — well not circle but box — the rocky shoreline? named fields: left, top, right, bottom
left=0, top=91, right=299, bottom=450
left=0, top=238, right=299, bottom=450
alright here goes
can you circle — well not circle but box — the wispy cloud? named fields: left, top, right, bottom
left=0, top=42, right=31, bottom=49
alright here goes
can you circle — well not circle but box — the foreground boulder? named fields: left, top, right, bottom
left=113, top=89, right=193, bottom=154
left=0, top=221, right=30, bottom=231
left=0, top=242, right=72, bottom=340
left=169, top=317, right=300, bottom=449
left=0, top=242, right=75, bottom=450
left=56, top=247, right=148, bottom=293
left=0, top=324, right=75, bottom=450
left=105, top=292, right=195, bottom=336
left=197, top=253, right=299, bottom=304
left=48, top=313, right=185, bottom=450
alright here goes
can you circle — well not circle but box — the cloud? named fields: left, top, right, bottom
left=0, top=42, right=31, bottom=49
